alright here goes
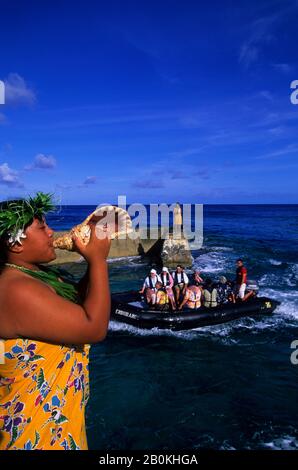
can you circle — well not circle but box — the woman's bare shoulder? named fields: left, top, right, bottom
left=0, top=270, right=55, bottom=302
left=0, top=270, right=56, bottom=337
left=0, top=271, right=30, bottom=337
left=1, top=268, right=36, bottom=290
left=0, top=268, right=26, bottom=296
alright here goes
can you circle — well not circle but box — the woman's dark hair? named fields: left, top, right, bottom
left=0, top=199, right=35, bottom=271
left=0, top=235, right=9, bottom=268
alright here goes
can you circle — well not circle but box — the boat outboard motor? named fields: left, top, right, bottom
left=246, top=279, right=259, bottom=294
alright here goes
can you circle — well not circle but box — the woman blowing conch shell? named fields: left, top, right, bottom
left=53, top=205, right=133, bottom=251
left=0, top=192, right=111, bottom=450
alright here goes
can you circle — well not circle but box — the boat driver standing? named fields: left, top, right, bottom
left=235, top=259, right=247, bottom=301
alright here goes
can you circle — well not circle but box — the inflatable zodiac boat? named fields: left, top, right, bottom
left=111, top=291, right=280, bottom=331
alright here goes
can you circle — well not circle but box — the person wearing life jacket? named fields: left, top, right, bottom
left=160, top=267, right=176, bottom=310
left=155, top=281, right=170, bottom=311
left=217, top=276, right=235, bottom=304
left=139, top=269, right=162, bottom=306
left=179, top=285, right=202, bottom=310
left=203, top=278, right=218, bottom=308
left=235, top=259, right=248, bottom=301
left=172, top=265, right=189, bottom=306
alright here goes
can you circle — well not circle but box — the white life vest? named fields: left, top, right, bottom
left=144, top=275, right=161, bottom=289
left=173, top=272, right=188, bottom=286
left=161, top=273, right=171, bottom=287
left=203, top=288, right=217, bottom=308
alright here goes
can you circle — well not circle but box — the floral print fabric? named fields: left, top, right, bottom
left=0, top=338, right=90, bottom=450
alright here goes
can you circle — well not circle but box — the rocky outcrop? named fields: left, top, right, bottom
left=161, top=235, right=193, bottom=268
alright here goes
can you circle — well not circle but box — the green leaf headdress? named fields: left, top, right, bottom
left=0, top=192, right=55, bottom=245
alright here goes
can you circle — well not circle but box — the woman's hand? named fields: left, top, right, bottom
left=72, top=223, right=111, bottom=263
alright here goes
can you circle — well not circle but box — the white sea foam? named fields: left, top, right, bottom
left=290, top=263, right=298, bottom=281
left=269, top=258, right=282, bottom=266
left=108, top=255, right=142, bottom=264
left=259, top=262, right=298, bottom=289
left=219, top=441, right=236, bottom=450
left=257, top=281, right=298, bottom=323
left=108, top=320, right=205, bottom=340
left=259, top=273, right=279, bottom=287
left=193, top=251, right=229, bottom=274
left=109, top=319, right=251, bottom=344
left=209, top=246, right=234, bottom=252
left=262, top=435, right=298, bottom=450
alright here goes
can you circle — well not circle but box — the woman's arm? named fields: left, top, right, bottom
left=1, top=225, right=111, bottom=344
left=77, top=266, right=90, bottom=302
left=179, top=291, right=189, bottom=310
left=139, top=278, right=147, bottom=294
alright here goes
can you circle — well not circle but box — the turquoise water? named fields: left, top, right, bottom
left=49, top=205, right=298, bottom=450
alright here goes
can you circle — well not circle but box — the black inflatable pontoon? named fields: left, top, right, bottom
left=111, top=291, right=280, bottom=331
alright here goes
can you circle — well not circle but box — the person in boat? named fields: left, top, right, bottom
left=203, top=278, right=218, bottom=308
left=172, top=265, right=189, bottom=306
left=179, top=284, right=202, bottom=310
left=139, top=269, right=162, bottom=306
left=0, top=193, right=111, bottom=450
left=160, top=267, right=176, bottom=310
left=192, top=269, right=204, bottom=286
left=235, top=259, right=247, bottom=301
left=217, top=276, right=235, bottom=304
left=155, top=281, right=170, bottom=311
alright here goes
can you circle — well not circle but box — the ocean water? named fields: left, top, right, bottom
left=48, top=205, right=298, bottom=450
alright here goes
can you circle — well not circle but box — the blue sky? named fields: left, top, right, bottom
left=0, top=0, right=298, bottom=204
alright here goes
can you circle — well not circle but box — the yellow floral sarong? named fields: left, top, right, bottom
left=0, top=338, right=90, bottom=450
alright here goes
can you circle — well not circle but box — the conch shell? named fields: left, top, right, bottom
left=53, top=205, right=133, bottom=251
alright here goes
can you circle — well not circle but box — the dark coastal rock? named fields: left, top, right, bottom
left=161, top=235, right=193, bottom=268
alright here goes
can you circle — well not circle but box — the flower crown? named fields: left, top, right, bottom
left=0, top=192, right=55, bottom=245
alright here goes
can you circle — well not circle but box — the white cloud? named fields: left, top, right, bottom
left=134, top=178, right=164, bottom=189
left=4, top=73, right=36, bottom=106
left=239, top=1, right=298, bottom=69
left=239, top=43, right=259, bottom=68
left=255, top=143, right=298, bottom=160
left=239, top=14, right=278, bottom=68
left=258, top=90, right=274, bottom=101
left=267, top=126, right=284, bottom=136
left=169, top=170, right=187, bottom=180
left=0, top=162, right=23, bottom=187
left=272, top=63, right=292, bottom=74
left=83, top=176, right=97, bottom=185
left=25, top=153, right=56, bottom=170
